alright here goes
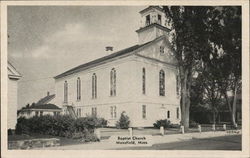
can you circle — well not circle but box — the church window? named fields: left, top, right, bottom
left=159, top=70, right=165, bottom=96
left=92, top=73, right=97, bottom=99
left=142, top=68, right=146, bottom=94
left=110, top=106, right=117, bottom=119
left=177, top=107, right=179, bottom=119
left=142, top=105, right=146, bottom=119
left=110, top=68, right=116, bottom=96
left=158, top=14, right=162, bottom=25
left=77, top=77, right=81, bottom=100
left=92, top=107, right=97, bottom=117
left=160, top=46, right=164, bottom=54
left=77, top=108, right=82, bottom=117
left=64, top=81, right=68, bottom=103
left=167, top=110, right=170, bottom=119
left=146, top=15, right=150, bottom=26
left=176, top=75, right=180, bottom=96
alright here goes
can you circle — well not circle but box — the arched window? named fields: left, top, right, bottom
left=159, top=70, right=165, bottom=96
left=176, top=107, right=179, bottom=119
left=142, top=68, right=146, bottom=94
left=92, top=73, right=97, bottom=99
left=64, top=81, right=68, bottom=103
left=110, top=68, right=116, bottom=96
left=77, top=77, right=81, bottom=100
left=176, top=75, right=180, bottom=96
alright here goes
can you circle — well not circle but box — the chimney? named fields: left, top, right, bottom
left=47, top=91, right=50, bottom=96
left=106, top=46, right=113, bottom=52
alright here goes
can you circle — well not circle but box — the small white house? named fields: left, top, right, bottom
left=54, top=6, right=181, bottom=127
left=18, top=93, right=61, bottom=118
left=17, top=104, right=61, bottom=118
left=8, top=61, right=22, bottom=130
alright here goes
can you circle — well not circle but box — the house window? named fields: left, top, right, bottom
left=110, top=106, right=117, bottom=119
left=92, top=107, right=97, bottom=117
left=167, top=110, right=170, bottom=119
left=110, top=68, right=116, bottom=96
left=142, top=68, right=146, bottom=94
left=35, top=111, right=39, bottom=116
left=92, top=73, right=97, bottom=99
left=176, top=75, right=180, bottom=96
left=160, top=46, right=164, bottom=54
left=142, top=105, right=146, bottom=119
left=177, top=107, right=179, bottom=119
left=40, top=111, right=43, bottom=116
left=146, top=15, right=150, bottom=26
left=159, top=70, right=165, bottom=96
left=64, top=81, right=68, bottom=103
left=158, top=14, right=162, bottom=25
left=77, top=77, right=81, bottom=100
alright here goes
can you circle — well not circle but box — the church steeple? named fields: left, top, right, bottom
left=136, top=6, right=170, bottom=44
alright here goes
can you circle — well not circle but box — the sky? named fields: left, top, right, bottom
left=8, top=6, right=145, bottom=109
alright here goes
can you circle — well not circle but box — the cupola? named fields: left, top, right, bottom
left=136, top=6, right=170, bottom=44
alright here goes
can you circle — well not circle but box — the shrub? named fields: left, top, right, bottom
left=189, top=120, right=199, bottom=128
left=116, top=111, right=130, bottom=129
left=169, top=124, right=181, bottom=128
left=8, top=129, right=13, bottom=135
left=96, top=117, right=108, bottom=128
left=15, top=115, right=107, bottom=142
left=15, top=117, right=30, bottom=135
left=153, top=119, right=172, bottom=129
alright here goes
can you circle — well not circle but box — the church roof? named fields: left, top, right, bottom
left=136, top=23, right=171, bottom=33
left=139, top=6, right=164, bottom=14
left=54, top=36, right=165, bottom=79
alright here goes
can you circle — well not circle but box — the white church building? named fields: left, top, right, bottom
left=54, top=6, right=181, bottom=127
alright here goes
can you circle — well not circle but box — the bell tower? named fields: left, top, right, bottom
left=136, top=6, right=170, bottom=44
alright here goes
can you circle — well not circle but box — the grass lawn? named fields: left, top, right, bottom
left=8, top=133, right=84, bottom=146
left=99, top=124, right=240, bottom=138
left=115, top=135, right=242, bottom=150
left=9, top=124, right=240, bottom=147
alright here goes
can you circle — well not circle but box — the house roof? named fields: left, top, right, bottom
left=36, top=94, right=56, bottom=105
left=19, top=104, right=61, bottom=111
left=30, top=104, right=61, bottom=110
left=54, top=36, right=165, bottom=79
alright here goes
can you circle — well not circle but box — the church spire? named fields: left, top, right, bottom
left=136, top=6, right=170, bottom=44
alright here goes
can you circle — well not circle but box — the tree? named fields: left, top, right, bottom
left=163, top=6, right=211, bottom=131
left=25, top=103, right=30, bottom=108
left=116, top=111, right=130, bottom=129
left=203, top=6, right=241, bottom=127
left=220, top=7, right=241, bottom=127
left=197, top=59, right=224, bottom=124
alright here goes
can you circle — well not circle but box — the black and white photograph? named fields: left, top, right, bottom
left=1, top=1, right=249, bottom=157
